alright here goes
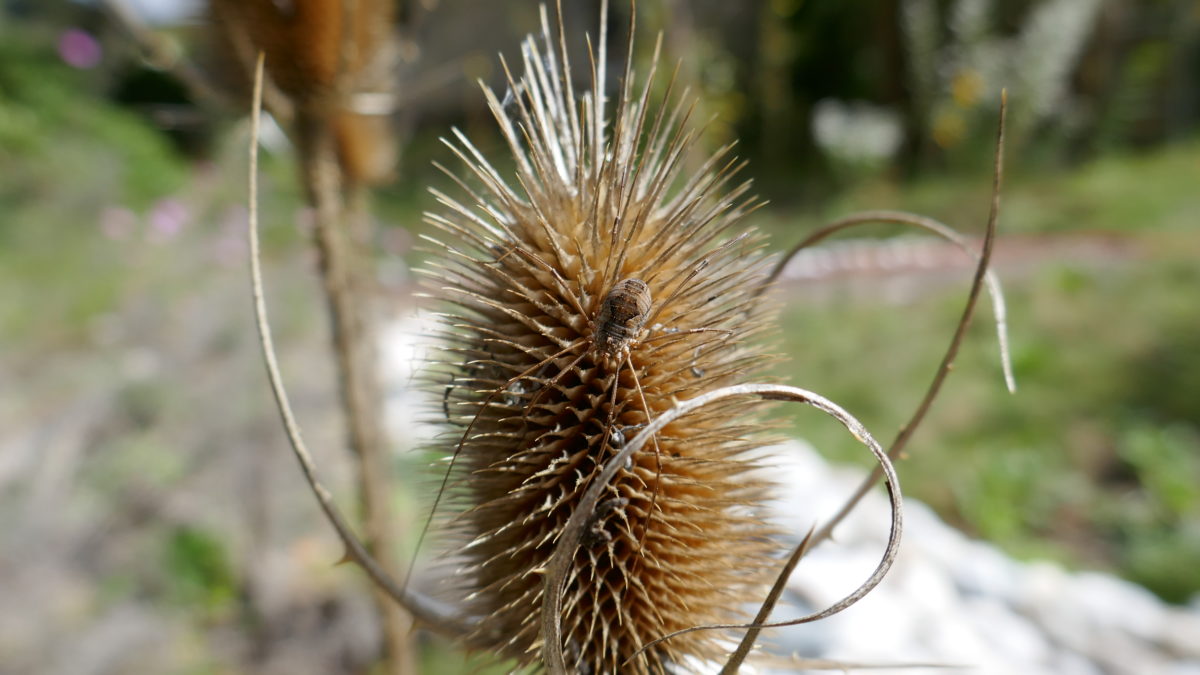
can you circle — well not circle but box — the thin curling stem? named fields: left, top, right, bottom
left=808, top=89, right=1010, bottom=553
left=620, top=385, right=902, bottom=665
left=540, top=384, right=903, bottom=673
left=246, top=52, right=476, bottom=641
left=759, top=210, right=1016, bottom=393
left=718, top=527, right=814, bottom=674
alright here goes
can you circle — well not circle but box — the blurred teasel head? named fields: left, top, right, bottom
left=209, top=0, right=399, bottom=185
left=420, top=3, right=784, bottom=671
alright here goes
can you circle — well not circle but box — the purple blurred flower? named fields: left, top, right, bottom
left=148, top=198, right=191, bottom=242
left=58, top=29, right=102, bottom=70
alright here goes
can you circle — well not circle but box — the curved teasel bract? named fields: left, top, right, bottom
left=419, top=5, right=785, bottom=672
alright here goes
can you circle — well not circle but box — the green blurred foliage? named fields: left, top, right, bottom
left=0, top=23, right=192, bottom=347
left=163, top=526, right=238, bottom=613
left=0, top=30, right=186, bottom=209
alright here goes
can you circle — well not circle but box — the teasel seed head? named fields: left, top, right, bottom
left=210, top=0, right=399, bottom=184
left=421, top=6, right=782, bottom=672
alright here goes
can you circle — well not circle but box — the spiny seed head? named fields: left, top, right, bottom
left=421, top=6, right=781, bottom=672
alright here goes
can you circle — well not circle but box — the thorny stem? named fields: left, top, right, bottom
left=541, top=384, right=903, bottom=674
left=296, top=3, right=411, bottom=669
left=247, top=53, right=476, bottom=644
left=757, top=210, right=1015, bottom=394
left=306, top=108, right=415, bottom=675
left=622, top=92, right=1009, bottom=674
left=807, top=91, right=1009, bottom=554
left=309, top=124, right=415, bottom=675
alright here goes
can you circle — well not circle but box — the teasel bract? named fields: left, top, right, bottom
left=420, top=5, right=784, bottom=672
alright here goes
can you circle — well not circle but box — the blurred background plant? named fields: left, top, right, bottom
left=1, top=0, right=1198, bottom=672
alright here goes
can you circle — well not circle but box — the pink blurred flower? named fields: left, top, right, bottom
left=148, top=198, right=191, bottom=242
left=58, top=29, right=102, bottom=70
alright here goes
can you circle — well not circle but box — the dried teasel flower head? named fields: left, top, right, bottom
left=210, top=0, right=399, bottom=184
left=420, top=5, right=784, bottom=672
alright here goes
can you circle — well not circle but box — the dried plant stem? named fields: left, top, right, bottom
left=307, top=128, right=414, bottom=675
left=717, top=527, right=814, bottom=674
left=612, top=93, right=1006, bottom=675
left=304, top=112, right=415, bottom=675
left=540, top=384, right=903, bottom=673
left=759, top=210, right=1015, bottom=393
left=808, top=90, right=1009, bottom=553
left=283, top=5, right=411, bottom=669
left=247, top=52, right=474, bottom=647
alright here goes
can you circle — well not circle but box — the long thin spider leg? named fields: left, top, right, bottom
left=643, top=233, right=751, bottom=328
left=602, top=360, right=623, bottom=472
left=404, top=338, right=587, bottom=591
left=641, top=327, right=733, bottom=343
left=441, top=351, right=492, bottom=426
left=522, top=348, right=592, bottom=416
left=442, top=372, right=456, bottom=423
left=571, top=361, right=626, bottom=565
left=643, top=259, right=708, bottom=329
left=626, top=353, right=662, bottom=552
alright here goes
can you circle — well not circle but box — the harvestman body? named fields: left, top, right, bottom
left=594, top=278, right=652, bottom=361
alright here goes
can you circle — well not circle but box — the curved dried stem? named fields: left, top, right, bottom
left=759, top=210, right=1015, bottom=394
left=807, top=90, right=1009, bottom=553
left=717, top=525, right=815, bottom=674
left=246, top=52, right=474, bottom=641
left=627, top=385, right=900, bottom=668
left=539, top=383, right=903, bottom=674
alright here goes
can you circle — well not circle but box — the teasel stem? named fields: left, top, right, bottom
left=806, top=90, right=1008, bottom=555
left=612, top=91, right=1010, bottom=674
left=245, top=50, right=457, bottom=670
left=540, top=383, right=903, bottom=673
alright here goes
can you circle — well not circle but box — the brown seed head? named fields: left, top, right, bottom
left=210, top=0, right=399, bottom=184
left=421, top=6, right=781, bottom=672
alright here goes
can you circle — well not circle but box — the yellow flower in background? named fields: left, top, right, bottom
left=951, top=68, right=985, bottom=108
left=932, top=107, right=967, bottom=149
